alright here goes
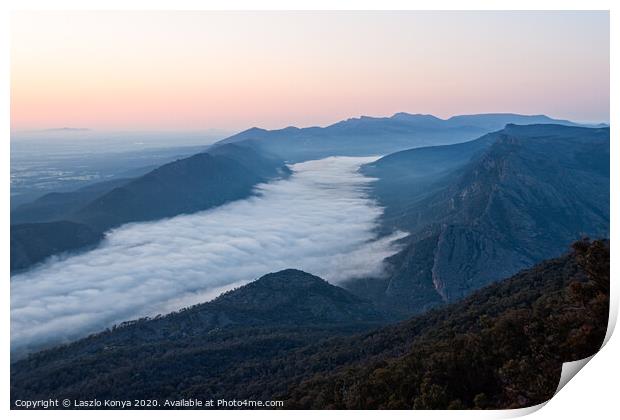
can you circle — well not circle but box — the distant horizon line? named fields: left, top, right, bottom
left=11, top=111, right=610, bottom=135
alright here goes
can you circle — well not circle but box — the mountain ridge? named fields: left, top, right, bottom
left=212, top=113, right=592, bottom=162
left=11, top=269, right=387, bottom=357
left=349, top=124, right=609, bottom=313
left=10, top=143, right=291, bottom=272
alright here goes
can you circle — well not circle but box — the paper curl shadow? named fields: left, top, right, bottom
left=501, top=304, right=616, bottom=417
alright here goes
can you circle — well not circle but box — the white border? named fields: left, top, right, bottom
left=1, top=2, right=616, bottom=420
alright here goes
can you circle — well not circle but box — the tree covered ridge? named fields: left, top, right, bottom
left=283, top=239, right=609, bottom=409
left=10, top=240, right=609, bottom=410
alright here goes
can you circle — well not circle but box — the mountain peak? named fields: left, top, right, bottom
left=193, top=269, right=387, bottom=326
left=238, top=126, right=267, bottom=136
left=391, top=112, right=441, bottom=121
left=216, top=269, right=352, bottom=304
left=43, top=127, right=91, bottom=132
left=241, top=268, right=330, bottom=290
left=18, top=269, right=387, bottom=355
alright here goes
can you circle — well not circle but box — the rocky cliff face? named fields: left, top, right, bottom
left=351, top=124, right=609, bottom=314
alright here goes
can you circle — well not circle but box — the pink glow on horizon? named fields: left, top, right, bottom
left=11, top=11, right=609, bottom=131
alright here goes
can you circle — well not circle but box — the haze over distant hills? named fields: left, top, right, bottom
left=12, top=112, right=595, bottom=273
left=10, top=144, right=290, bottom=271
left=40, top=127, right=91, bottom=132
left=9, top=115, right=609, bottom=318
left=213, top=112, right=603, bottom=161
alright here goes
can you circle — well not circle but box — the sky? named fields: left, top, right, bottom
left=11, top=11, right=610, bottom=131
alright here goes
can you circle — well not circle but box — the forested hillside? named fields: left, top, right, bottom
left=10, top=144, right=290, bottom=272
left=11, top=240, right=609, bottom=410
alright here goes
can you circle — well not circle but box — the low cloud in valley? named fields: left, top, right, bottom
left=11, top=157, right=406, bottom=353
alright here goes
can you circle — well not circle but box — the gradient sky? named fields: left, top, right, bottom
left=11, top=11, right=609, bottom=131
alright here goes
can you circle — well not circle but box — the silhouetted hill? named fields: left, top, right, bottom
left=10, top=144, right=290, bottom=272
left=205, top=269, right=387, bottom=325
left=351, top=124, right=609, bottom=313
left=10, top=240, right=609, bottom=409
left=443, top=113, right=582, bottom=130
left=10, top=269, right=387, bottom=400
left=72, top=144, right=289, bottom=231
left=11, top=178, right=133, bottom=225
left=10, top=221, right=103, bottom=272
left=60, top=269, right=384, bottom=341
left=214, top=113, right=586, bottom=162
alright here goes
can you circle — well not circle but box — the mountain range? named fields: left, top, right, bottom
left=9, top=111, right=610, bottom=409
left=212, top=112, right=600, bottom=162
left=10, top=113, right=602, bottom=273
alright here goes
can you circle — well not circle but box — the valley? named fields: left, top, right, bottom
left=11, top=156, right=405, bottom=355
left=9, top=114, right=611, bottom=410
left=9, top=10, right=611, bottom=412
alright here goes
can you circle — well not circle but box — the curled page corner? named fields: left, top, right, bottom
left=602, top=298, right=617, bottom=348
left=546, top=299, right=616, bottom=404
left=554, top=355, right=595, bottom=396
left=499, top=355, right=598, bottom=419
left=500, top=401, right=548, bottom=418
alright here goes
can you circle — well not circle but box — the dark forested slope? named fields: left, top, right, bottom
left=284, top=239, right=609, bottom=409
left=11, top=240, right=609, bottom=410
left=10, top=269, right=387, bottom=404
left=71, top=143, right=289, bottom=231
left=10, top=221, right=104, bottom=272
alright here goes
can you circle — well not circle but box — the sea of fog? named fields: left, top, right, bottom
left=11, top=156, right=407, bottom=354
